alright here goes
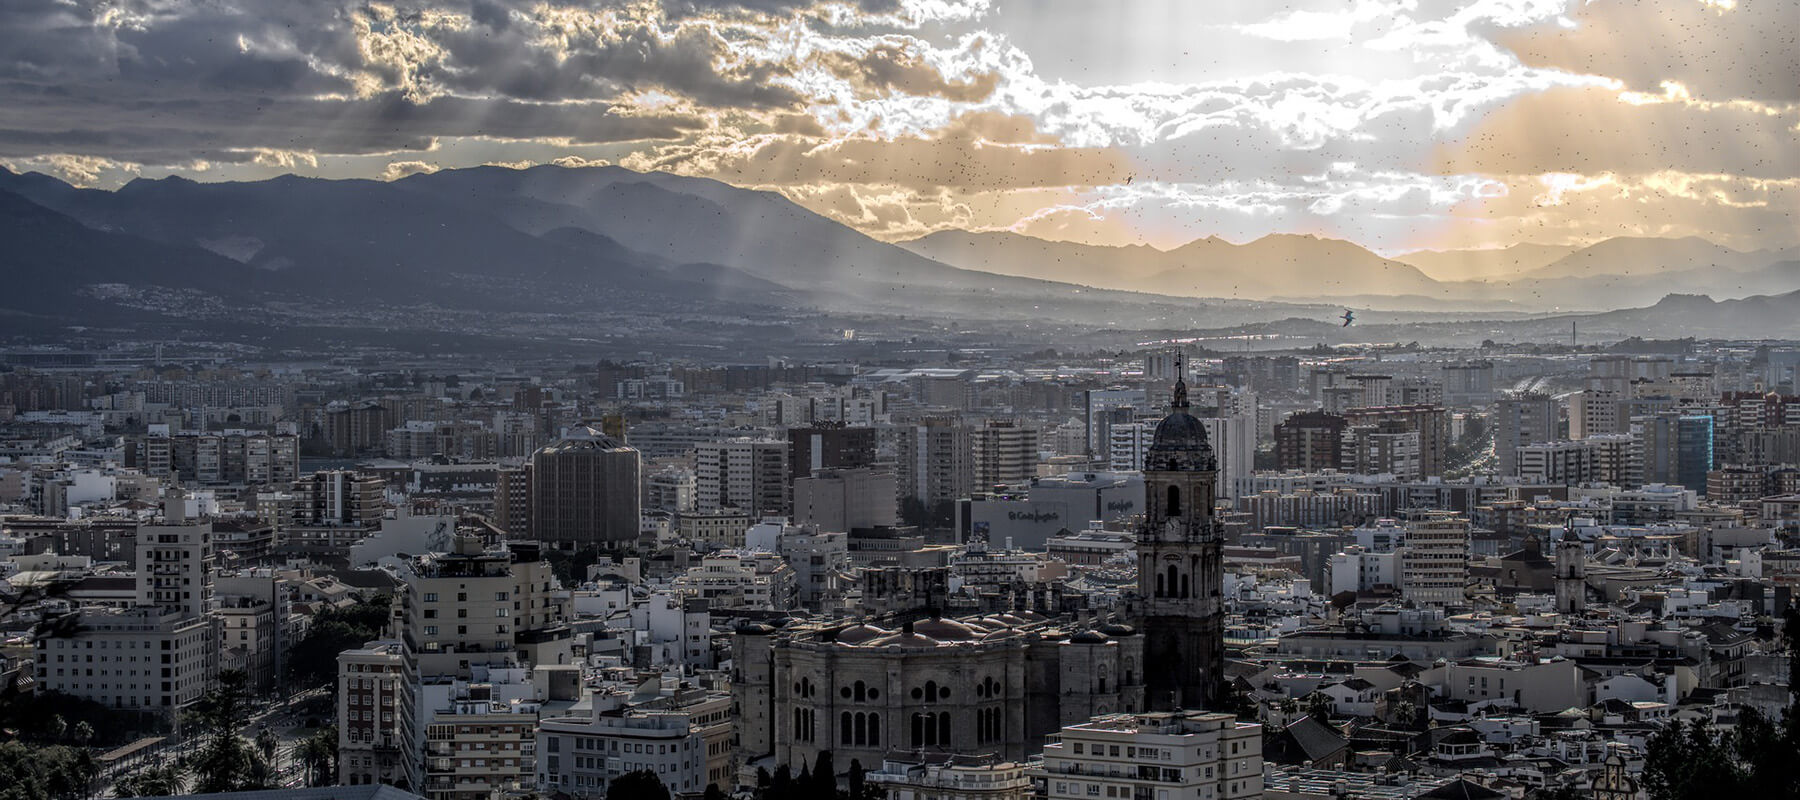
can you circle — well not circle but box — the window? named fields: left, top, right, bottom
left=423, top=593, right=438, bottom=602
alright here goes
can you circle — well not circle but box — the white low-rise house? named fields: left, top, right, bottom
left=1316, top=678, right=1379, bottom=718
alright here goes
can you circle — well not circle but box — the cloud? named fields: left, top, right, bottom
left=1434, top=84, right=1800, bottom=178
left=1493, top=0, right=1800, bottom=103
left=623, top=112, right=1130, bottom=190
left=381, top=160, right=441, bottom=180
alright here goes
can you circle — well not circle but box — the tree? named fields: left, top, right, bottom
left=285, top=595, right=392, bottom=689
left=810, top=751, right=837, bottom=800
left=71, top=722, right=94, bottom=749
left=113, top=761, right=184, bottom=799
left=1304, top=692, right=1333, bottom=722
left=297, top=728, right=338, bottom=788
left=606, top=770, right=671, bottom=800
left=1642, top=609, right=1800, bottom=800
left=0, top=742, right=103, bottom=800
left=184, top=670, right=273, bottom=793
left=703, top=784, right=729, bottom=800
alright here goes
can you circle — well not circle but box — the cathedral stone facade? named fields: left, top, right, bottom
left=734, top=612, right=1144, bottom=769
left=733, top=371, right=1225, bottom=773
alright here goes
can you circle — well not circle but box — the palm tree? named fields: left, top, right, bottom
left=113, top=761, right=184, bottom=798
left=297, top=730, right=336, bottom=787
left=72, top=722, right=95, bottom=750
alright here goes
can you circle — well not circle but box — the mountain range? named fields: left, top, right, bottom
left=900, top=230, right=1800, bottom=311
left=2, top=163, right=1797, bottom=346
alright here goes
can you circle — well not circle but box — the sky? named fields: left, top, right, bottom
left=1, top=0, right=1795, bottom=255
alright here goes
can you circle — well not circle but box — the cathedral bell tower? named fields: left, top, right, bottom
left=1137, top=361, right=1226, bottom=711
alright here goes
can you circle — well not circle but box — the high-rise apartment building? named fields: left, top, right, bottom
left=1340, top=405, right=1450, bottom=477
left=695, top=438, right=788, bottom=516
left=1495, top=392, right=1559, bottom=475
left=896, top=419, right=973, bottom=522
left=1569, top=390, right=1626, bottom=439
left=530, top=424, right=642, bottom=548
left=972, top=421, right=1039, bottom=490
left=338, top=640, right=421, bottom=789
left=1401, top=512, right=1470, bottom=608
left=786, top=425, right=877, bottom=480
left=1274, top=410, right=1348, bottom=472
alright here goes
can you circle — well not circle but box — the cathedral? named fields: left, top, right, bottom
left=1137, top=366, right=1227, bottom=711
left=732, top=372, right=1225, bottom=775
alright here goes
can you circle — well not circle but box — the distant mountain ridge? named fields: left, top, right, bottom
left=902, top=229, right=1800, bottom=308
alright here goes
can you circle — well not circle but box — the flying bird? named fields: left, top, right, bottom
left=1340, top=309, right=1355, bottom=327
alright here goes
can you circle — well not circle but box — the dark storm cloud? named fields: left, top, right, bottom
left=0, top=0, right=811, bottom=165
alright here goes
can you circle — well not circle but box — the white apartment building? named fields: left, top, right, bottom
left=1036, top=711, right=1263, bottom=800
left=33, top=607, right=212, bottom=718
left=669, top=552, right=795, bottom=611
left=1402, top=513, right=1470, bottom=608
left=625, top=593, right=714, bottom=670
left=136, top=516, right=215, bottom=619
left=536, top=689, right=734, bottom=798
left=1328, top=545, right=1402, bottom=595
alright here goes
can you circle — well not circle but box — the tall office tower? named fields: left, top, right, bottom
left=530, top=424, right=642, bottom=548
left=290, top=469, right=385, bottom=528
left=972, top=420, right=1040, bottom=489
left=1676, top=415, right=1716, bottom=495
left=1339, top=405, right=1450, bottom=477
left=1274, top=410, right=1348, bottom=472
left=786, top=424, right=877, bottom=479
left=1641, top=413, right=1716, bottom=494
left=137, top=497, right=215, bottom=620
left=1569, top=390, right=1626, bottom=439
left=1494, top=392, right=1559, bottom=475
left=1441, top=361, right=1495, bottom=407
left=1137, top=373, right=1226, bottom=712
left=1401, top=512, right=1470, bottom=608
left=896, top=418, right=973, bottom=521
left=695, top=438, right=789, bottom=515
left=1555, top=539, right=1586, bottom=615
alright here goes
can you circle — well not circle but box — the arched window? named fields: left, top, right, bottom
left=868, top=712, right=880, bottom=746
left=854, top=680, right=867, bottom=702
left=841, top=711, right=853, bottom=745
left=1155, top=572, right=1166, bottom=597
left=1166, top=565, right=1179, bottom=599
left=1166, top=485, right=1181, bottom=516
left=938, top=712, right=951, bottom=746
left=1181, top=573, right=1191, bottom=599
left=911, top=713, right=924, bottom=747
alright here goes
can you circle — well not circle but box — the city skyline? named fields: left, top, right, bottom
left=2, top=0, right=1795, bottom=257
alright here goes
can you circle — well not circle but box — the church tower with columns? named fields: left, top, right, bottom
left=1137, top=358, right=1227, bottom=711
